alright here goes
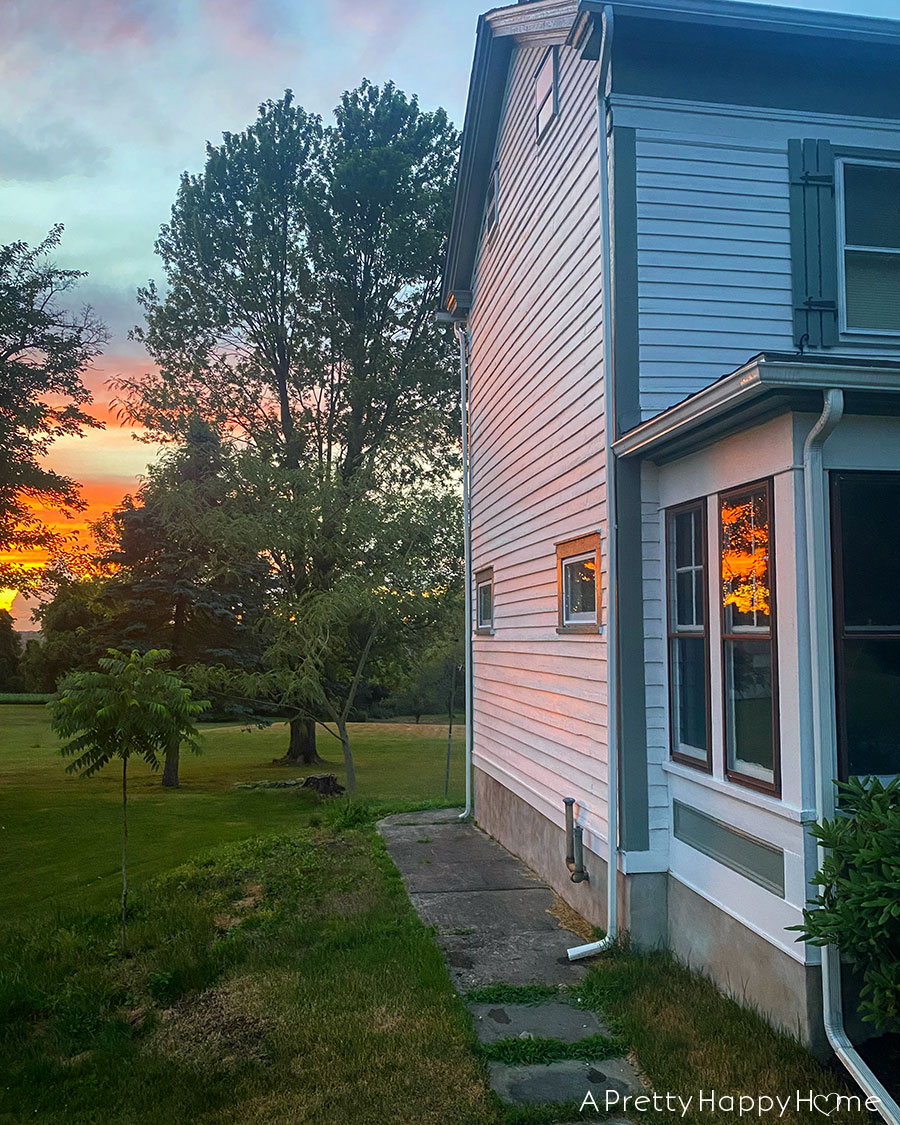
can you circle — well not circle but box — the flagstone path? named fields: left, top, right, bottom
left=378, top=808, right=643, bottom=1120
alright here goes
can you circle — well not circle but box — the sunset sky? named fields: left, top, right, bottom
left=1, top=0, right=894, bottom=626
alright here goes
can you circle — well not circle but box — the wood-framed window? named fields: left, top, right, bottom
left=719, top=479, right=780, bottom=795
left=831, top=471, right=900, bottom=780
left=556, top=534, right=600, bottom=634
left=475, top=567, right=494, bottom=635
left=837, top=159, right=900, bottom=333
left=666, top=500, right=711, bottom=771
left=535, top=47, right=558, bottom=140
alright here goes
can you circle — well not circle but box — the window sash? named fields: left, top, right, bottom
left=837, top=157, right=900, bottom=335
left=719, top=479, right=780, bottom=795
left=476, top=580, right=493, bottom=629
left=562, top=551, right=597, bottom=624
left=667, top=502, right=711, bottom=769
left=535, top=48, right=557, bottom=138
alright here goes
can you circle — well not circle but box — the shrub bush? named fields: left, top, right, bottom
left=792, top=775, right=900, bottom=1032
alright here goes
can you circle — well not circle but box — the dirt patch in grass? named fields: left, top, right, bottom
left=145, top=977, right=269, bottom=1071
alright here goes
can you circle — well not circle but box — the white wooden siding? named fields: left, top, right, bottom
left=469, top=40, right=608, bottom=847
left=619, top=100, right=900, bottom=419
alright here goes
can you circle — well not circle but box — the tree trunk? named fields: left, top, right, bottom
left=336, top=717, right=357, bottom=796
left=284, top=715, right=321, bottom=764
left=121, top=755, right=128, bottom=955
left=162, top=735, right=180, bottom=788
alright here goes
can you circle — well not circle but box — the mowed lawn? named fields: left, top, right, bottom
left=0, top=704, right=464, bottom=917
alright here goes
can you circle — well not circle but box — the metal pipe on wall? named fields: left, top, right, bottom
left=455, top=321, right=474, bottom=820
left=803, top=388, right=900, bottom=1125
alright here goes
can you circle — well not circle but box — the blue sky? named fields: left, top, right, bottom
left=1, top=0, right=898, bottom=622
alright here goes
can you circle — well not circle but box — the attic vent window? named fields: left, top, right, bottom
left=840, top=161, right=900, bottom=332
left=535, top=47, right=558, bottom=140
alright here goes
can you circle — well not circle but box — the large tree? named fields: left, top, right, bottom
left=0, top=226, right=106, bottom=588
left=114, top=83, right=460, bottom=763
left=0, top=609, right=22, bottom=691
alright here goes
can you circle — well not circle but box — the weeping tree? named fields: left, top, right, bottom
left=51, top=650, right=209, bottom=952
left=113, top=83, right=460, bottom=764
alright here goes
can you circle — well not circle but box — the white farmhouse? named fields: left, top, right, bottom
left=440, top=0, right=900, bottom=1073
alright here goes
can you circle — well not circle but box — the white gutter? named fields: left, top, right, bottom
left=803, top=388, right=900, bottom=1125
left=455, top=322, right=474, bottom=820
left=569, top=2, right=618, bottom=961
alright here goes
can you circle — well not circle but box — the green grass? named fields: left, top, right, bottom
left=466, top=984, right=563, bottom=1006
left=0, top=829, right=500, bottom=1125
left=482, top=1033, right=623, bottom=1066
left=575, top=946, right=871, bottom=1125
left=0, top=705, right=464, bottom=917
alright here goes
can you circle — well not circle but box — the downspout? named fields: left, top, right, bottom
left=455, top=321, right=474, bottom=819
left=803, top=388, right=900, bottom=1124
left=569, top=3, right=618, bottom=960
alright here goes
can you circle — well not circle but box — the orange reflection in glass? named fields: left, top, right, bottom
left=721, top=494, right=770, bottom=619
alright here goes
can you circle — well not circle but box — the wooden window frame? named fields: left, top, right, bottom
left=666, top=499, right=712, bottom=773
left=718, top=478, right=781, bottom=797
left=556, top=534, right=601, bottom=635
left=534, top=47, right=558, bottom=141
left=475, top=567, right=494, bottom=636
left=830, top=470, right=900, bottom=782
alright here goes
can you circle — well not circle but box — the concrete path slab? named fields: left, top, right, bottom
left=488, top=1056, right=642, bottom=1105
left=378, top=810, right=588, bottom=988
left=468, top=1001, right=610, bottom=1044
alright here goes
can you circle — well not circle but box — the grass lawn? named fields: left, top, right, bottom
left=0, top=705, right=876, bottom=1124
left=0, top=704, right=464, bottom=917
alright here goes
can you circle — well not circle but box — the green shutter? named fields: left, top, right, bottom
left=788, top=139, right=839, bottom=348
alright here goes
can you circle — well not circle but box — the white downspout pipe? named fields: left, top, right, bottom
left=569, top=4, right=618, bottom=961
left=455, top=321, right=474, bottom=820
left=803, top=388, right=900, bottom=1124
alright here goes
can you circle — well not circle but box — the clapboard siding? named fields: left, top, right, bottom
left=641, top=464, right=669, bottom=861
left=469, top=39, right=607, bottom=843
left=631, top=104, right=900, bottom=418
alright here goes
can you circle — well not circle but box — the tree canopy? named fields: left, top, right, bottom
left=0, top=226, right=107, bottom=588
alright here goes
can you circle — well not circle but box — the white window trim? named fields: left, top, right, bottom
left=476, top=578, right=493, bottom=630
left=836, top=155, right=900, bottom=338
left=562, top=550, right=598, bottom=626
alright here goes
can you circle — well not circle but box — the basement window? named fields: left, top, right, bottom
left=556, top=534, right=600, bottom=633
left=535, top=47, right=558, bottom=140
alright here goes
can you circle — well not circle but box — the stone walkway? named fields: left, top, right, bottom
left=377, top=808, right=642, bottom=1120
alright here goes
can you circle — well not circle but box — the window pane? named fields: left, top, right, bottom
left=843, top=638, right=900, bottom=775
left=672, top=635, right=707, bottom=758
left=721, top=486, right=770, bottom=631
left=844, top=164, right=900, bottom=249
left=536, top=97, right=555, bottom=137
left=564, top=555, right=596, bottom=622
left=837, top=474, right=900, bottom=628
left=536, top=54, right=554, bottom=109
left=674, top=510, right=694, bottom=568
left=725, top=638, right=774, bottom=780
left=477, top=582, right=492, bottom=628
left=845, top=250, right=900, bottom=331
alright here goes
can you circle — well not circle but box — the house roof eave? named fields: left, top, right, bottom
left=613, top=353, right=900, bottom=463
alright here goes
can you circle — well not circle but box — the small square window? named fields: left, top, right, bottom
left=556, top=534, right=600, bottom=634
left=535, top=48, right=558, bottom=140
left=475, top=568, right=493, bottom=634
left=841, top=161, right=900, bottom=332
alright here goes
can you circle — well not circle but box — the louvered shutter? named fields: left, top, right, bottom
left=788, top=139, right=839, bottom=348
